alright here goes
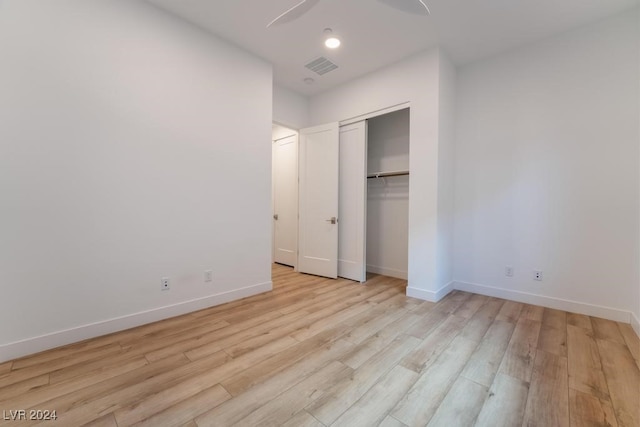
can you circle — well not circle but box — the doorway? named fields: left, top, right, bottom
left=271, top=124, right=298, bottom=268
left=365, top=108, right=410, bottom=280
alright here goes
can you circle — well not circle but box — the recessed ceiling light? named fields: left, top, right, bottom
left=303, top=77, right=315, bottom=85
left=325, top=37, right=341, bottom=49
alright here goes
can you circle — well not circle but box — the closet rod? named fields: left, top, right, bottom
left=367, top=170, right=410, bottom=179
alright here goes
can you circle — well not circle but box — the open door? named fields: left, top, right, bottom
left=272, top=134, right=298, bottom=267
left=338, top=121, right=367, bottom=282
left=298, top=122, right=339, bottom=278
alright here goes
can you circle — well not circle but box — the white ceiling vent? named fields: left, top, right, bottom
left=305, top=57, right=338, bottom=76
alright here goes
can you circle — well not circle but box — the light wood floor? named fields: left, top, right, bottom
left=1, top=264, right=638, bottom=427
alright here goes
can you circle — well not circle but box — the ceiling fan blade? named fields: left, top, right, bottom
left=377, top=0, right=431, bottom=16
left=267, top=0, right=321, bottom=28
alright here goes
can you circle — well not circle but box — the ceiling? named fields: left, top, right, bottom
left=147, top=0, right=638, bottom=96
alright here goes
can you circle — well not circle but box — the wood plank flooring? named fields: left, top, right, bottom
left=0, top=264, right=638, bottom=427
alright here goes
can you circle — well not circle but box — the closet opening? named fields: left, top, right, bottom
left=363, top=108, right=410, bottom=282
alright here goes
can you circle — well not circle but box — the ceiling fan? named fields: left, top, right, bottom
left=267, top=0, right=430, bottom=28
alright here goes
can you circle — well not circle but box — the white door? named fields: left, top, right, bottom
left=298, top=122, right=339, bottom=278
left=338, top=121, right=368, bottom=282
left=272, top=134, right=298, bottom=267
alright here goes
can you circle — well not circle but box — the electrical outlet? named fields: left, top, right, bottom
left=204, top=270, right=213, bottom=283
left=533, top=270, right=543, bottom=281
left=505, top=266, right=514, bottom=277
left=161, top=277, right=170, bottom=291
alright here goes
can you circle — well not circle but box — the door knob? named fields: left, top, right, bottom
left=326, top=217, right=337, bottom=224
left=273, top=214, right=279, bottom=220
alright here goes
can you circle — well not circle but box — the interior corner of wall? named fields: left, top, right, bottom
left=632, top=312, right=640, bottom=338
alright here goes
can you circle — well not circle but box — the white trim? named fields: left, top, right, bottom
left=406, top=281, right=455, bottom=302
left=366, top=264, right=408, bottom=280
left=0, top=281, right=272, bottom=363
left=632, top=313, right=640, bottom=338
left=454, top=281, right=632, bottom=323
left=339, top=102, right=410, bottom=127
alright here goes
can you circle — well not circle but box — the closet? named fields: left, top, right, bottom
left=364, top=108, right=410, bottom=280
left=280, top=106, right=410, bottom=283
left=336, top=107, right=410, bottom=282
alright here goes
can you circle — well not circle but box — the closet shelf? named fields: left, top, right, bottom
left=367, top=170, right=410, bottom=179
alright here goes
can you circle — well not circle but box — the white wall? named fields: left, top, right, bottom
left=310, top=49, right=446, bottom=300
left=0, top=0, right=273, bottom=362
left=273, top=84, right=309, bottom=130
left=453, top=10, right=640, bottom=323
left=635, top=6, right=640, bottom=334
left=435, top=54, right=457, bottom=291
left=366, top=110, right=410, bottom=279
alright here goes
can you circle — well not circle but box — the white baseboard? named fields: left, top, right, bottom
left=407, top=281, right=455, bottom=303
left=454, top=281, right=632, bottom=324
left=0, top=281, right=272, bottom=364
left=632, top=313, right=640, bottom=338
left=367, top=265, right=408, bottom=280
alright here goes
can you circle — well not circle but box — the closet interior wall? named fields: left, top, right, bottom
left=366, top=109, right=410, bottom=280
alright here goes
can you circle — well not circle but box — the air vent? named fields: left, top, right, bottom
left=305, top=57, right=338, bottom=76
